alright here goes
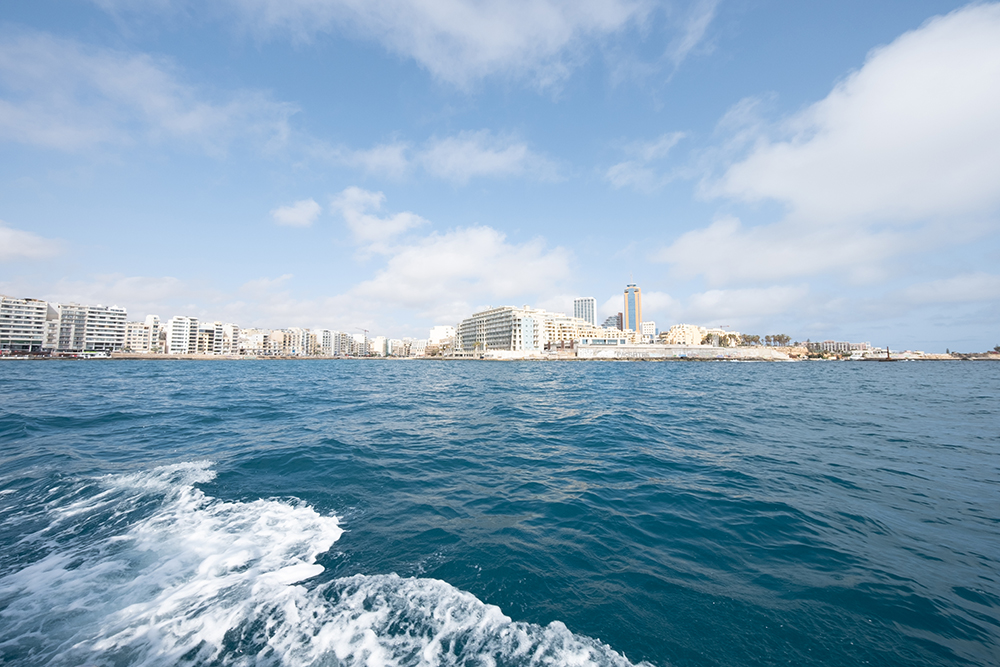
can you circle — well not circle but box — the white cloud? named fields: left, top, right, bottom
left=352, top=225, right=571, bottom=322
left=662, top=4, right=1000, bottom=289
left=271, top=199, right=322, bottom=227
left=313, top=132, right=556, bottom=183
left=903, top=272, right=1000, bottom=304
left=667, top=0, right=718, bottom=68
left=40, top=274, right=203, bottom=321
left=657, top=215, right=928, bottom=286
left=712, top=3, right=1000, bottom=225
left=420, top=131, right=557, bottom=184
left=683, top=285, right=810, bottom=325
left=0, top=223, right=63, bottom=261
left=605, top=132, right=684, bottom=191
left=0, top=29, right=294, bottom=153
left=331, top=186, right=429, bottom=251
left=218, top=0, right=649, bottom=87
left=314, top=141, right=411, bottom=179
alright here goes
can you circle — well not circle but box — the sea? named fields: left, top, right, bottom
left=0, top=359, right=998, bottom=667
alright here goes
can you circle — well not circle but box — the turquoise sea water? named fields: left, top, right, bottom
left=0, top=360, right=998, bottom=666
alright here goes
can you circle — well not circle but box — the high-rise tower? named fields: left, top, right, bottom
left=623, top=283, right=642, bottom=332
left=573, top=297, right=597, bottom=326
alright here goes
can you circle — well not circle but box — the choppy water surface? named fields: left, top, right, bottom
left=1, top=360, right=998, bottom=666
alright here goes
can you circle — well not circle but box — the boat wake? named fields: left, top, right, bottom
left=0, top=462, right=646, bottom=666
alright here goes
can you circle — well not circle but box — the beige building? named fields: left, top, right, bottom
left=662, top=324, right=707, bottom=346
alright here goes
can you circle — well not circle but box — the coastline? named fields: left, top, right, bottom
left=4, top=349, right=997, bottom=361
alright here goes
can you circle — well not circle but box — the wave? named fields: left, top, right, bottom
left=0, top=462, right=646, bottom=666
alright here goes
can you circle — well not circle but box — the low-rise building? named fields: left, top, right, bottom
left=661, top=324, right=706, bottom=346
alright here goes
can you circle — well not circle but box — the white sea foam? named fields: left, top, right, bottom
left=0, top=462, right=643, bottom=666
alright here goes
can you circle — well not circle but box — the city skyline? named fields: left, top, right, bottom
left=2, top=2, right=999, bottom=352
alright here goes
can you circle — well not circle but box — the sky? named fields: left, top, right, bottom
left=2, top=0, right=999, bottom=352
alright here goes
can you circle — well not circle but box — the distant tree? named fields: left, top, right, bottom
left=994, top=345, right=1000, bottom=353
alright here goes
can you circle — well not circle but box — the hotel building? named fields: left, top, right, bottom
left=623, top=283, right=642, bottom=332
left=456, top=306, right=622, bottom=353
left=41, top=302, right=127, bottom=353
left=573, top=297, right=597, bottom=326
left=165, top=316, right=199, bottom=354
left=0, top=296, right=48, bottom=353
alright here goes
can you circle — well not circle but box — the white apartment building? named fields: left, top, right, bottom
left=428, top=325, right=456, bottom=346
left=456, top=306, right=620, bottom=353
left=41, top=302, right=127, bottom=353
left=239, top=328, right=270, bottom=355
left=166, top=316, right=199, bottom=354
left=370, top=336, right=387, bottom=356
left=313, top=329, right=334, bottom=356
left=333, top=331, right=352, bottom=356
left=352, top=333, right=367, bottom=356
left=221, top=323, right=239, bottom=355
left=0, top=296, right=48, bottom=353
left=83, top=305, right=127, bottom=351
left=640, top=321, right=656, bottom=342
left=573, top=297, right=597, bottom=327
left=197, top=322, right=225, bottom=354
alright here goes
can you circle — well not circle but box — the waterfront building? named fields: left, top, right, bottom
left=121, top=316, right=162, bottom=353
left=810, top=340, right=870, bottom=353
left=197, top=322, right=225, bottom=354
left=283, top=328, right=314, bottom=355
left=42, top=302, right=128, bottom=353
left=428, top=325, right=456, bottom=346
left=640, top=321, right=656, bottom=342
left=601, top=313, right=622, bottom=330
left=145, top=315, right=162, bottom=352
left=125, top=321, right=150, bottom=352
left=662, top=323, right=706, bottom=346
left=221, top=323, right=239, bottom=355
left=370, top=336, right=387, bottom=356
left=44, top=304, right=82, bottom=352
left=314, top=329, right=334, bottom=356
left=622, top=283, right=642, bottom=332
left=351, top=333, right=368, bottom=356
left=456, top=306, right=621, bottom=353
left=573, top=297, right=597, bottom=326
left=0, top=296, right=48, bottom=353
left=239, top=328, right=270, bottom=355
left=410, top=339, right=427, bottom=356
left=333, top=331, right=352, bottom=356
left=83, top=305, right=127, bottom=352
left=165, top=316, right=199, bottom=354
left=456, top=306, right=542, bottom=353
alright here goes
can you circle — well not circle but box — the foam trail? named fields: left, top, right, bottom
left=0, top=463, right=646, bottom=666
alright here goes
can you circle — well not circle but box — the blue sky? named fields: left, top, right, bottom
left=2, top=0, right=998, bottom=351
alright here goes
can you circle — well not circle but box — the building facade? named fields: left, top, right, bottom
left=166, top=316, right=199, bottom=354
left=0, top=296, right=48, bottom=353
left=456, top=306, right=622, bottom=353
left=573, top=297, right=597, bottom=326
left=623, top=283, right=642, bottom=332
